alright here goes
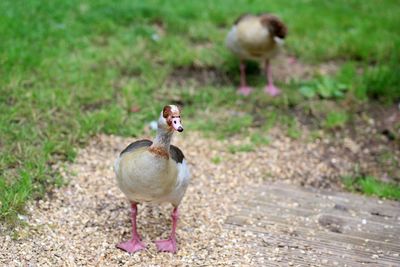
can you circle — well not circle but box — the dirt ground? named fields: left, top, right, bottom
left=167, top=53, right=340, bottom=88
left=0, top=127, right=371, bottom=266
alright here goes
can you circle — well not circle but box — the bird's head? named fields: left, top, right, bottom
left=260, top=14, right=287, bottom=40
left=158, top=105, right=184, bottom=133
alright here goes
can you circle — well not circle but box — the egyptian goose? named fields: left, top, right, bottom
left=226, top=13, right=287, bottom=96
left=114, top=105, right=190, bottom=253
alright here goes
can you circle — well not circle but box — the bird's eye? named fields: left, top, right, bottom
left=174, top=121, right=177, bottom=124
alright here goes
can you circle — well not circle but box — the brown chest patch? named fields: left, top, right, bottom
left=149, top=146, right=170, bottom=159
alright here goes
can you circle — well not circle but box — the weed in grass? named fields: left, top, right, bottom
left=323, top=111, right=349, bottom=129
left=228, top=144, right=255, bottom=154
left=342, top=175, right=400, bottom=201
left=299, top=76, right=349, bottom=100
left=317, top=76, right=348, bottom=99
left=211, top=156, right=222, bottom=164
left=287, top=127, right=301, bottom=140
left=281, top=116, right=301, bottom=139
left=299, top=86, right=316, bottom=99
left=250, top=133, right=270, bottom=146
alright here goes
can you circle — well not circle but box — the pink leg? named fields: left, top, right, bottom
left=264, top=60, right=281, bottom=96
left=155, top=207, right=179, bottom=253
left=238, top=60, right=252, bottom=95
left=116, top=202, right=146, bottom=253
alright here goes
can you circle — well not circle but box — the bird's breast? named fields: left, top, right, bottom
left=235, top=20, right=276, bottom=59
left=116, top=148, right=177, bottom=202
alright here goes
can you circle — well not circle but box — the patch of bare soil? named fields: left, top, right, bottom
left=166, top=65, right=231, bottom=87
left=272, top=53, right=341, bottom=83
left=166, top=53, right=341, bottom=88
left=338, top=104, right=400, bottom=183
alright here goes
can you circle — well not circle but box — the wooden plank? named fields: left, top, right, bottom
left=225, top=182, right=400, bottom=266
left=225, top=222, right=400, bottom=266
left=242, top=186, right=400, bottom=224
left=248, top=183, right=400, bottom=216
left=226, top=215, right=400, bottom=253
left=235, top=201, right=400, bottom=242
left=225, top=224, right=395, bottom=267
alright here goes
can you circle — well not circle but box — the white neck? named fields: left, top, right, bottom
left=152, top=125, right=173, bottom=151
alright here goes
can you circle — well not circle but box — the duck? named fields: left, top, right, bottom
left=114, top=104, right=190, bottom=253
left=226, top=13, right=287, bottom=96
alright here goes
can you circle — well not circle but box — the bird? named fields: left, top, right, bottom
left=114, top=104, right=190, bottom=253
left=226, top=13, right=287, bottom=96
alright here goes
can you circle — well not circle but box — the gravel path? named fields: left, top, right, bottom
left=0, top=130, right=356, bottom=266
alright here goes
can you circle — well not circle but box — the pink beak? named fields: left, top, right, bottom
left=172, top=117, right=184, bottom=132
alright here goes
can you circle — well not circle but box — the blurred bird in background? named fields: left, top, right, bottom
left=226, top=13, right=287, bottom=96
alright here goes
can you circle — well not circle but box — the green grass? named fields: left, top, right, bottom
left=211, top=156, right=222, bottom=164
left=250, top=133, right=270, bottom=146
left=228, top=144, right=255, bottom=154
left=342, top=176, right=400, bottom=201
left=1, top=0, right=399, bottom=224
left=323, top=111, right=349, bottom=129
left=357, top=57, right=400, bottom=103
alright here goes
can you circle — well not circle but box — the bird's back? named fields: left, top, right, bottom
left=226, top=14, right=286, bottom=60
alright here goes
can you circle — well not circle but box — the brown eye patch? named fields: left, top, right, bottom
left=167, top=117, right=173, bottom=126
left=163, top=105, right=172, bottom=118
left=260, top=14, right=287, bottom=39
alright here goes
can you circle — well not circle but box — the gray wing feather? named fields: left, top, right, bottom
left=170, top=145, right=185, bottom=163
left=120, top=140, right=185, bottom=163
left=120, top=140, right=152, bottom=156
